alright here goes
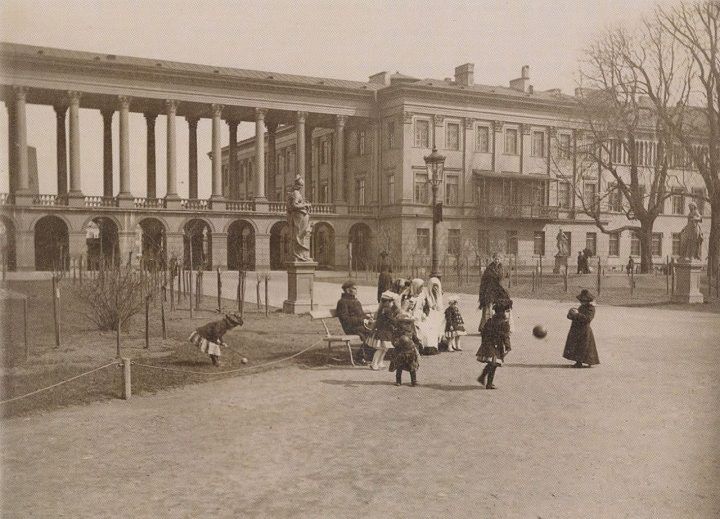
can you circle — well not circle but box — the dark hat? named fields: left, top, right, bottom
left=576, top=289, right=594, bottom=303
left=341, top=280, right=356, bottom=290
left=492, top=299, right=513, bottom=313
left=224, top=312, right=244, bottom=326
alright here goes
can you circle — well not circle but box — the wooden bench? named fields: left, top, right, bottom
left=309, top=305, right=377, bottom=366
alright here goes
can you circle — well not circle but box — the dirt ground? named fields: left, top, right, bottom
left=2, top=296, right=719, bottom=518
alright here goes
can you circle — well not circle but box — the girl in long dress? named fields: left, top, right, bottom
left=423, top=277, right=446, bottom=353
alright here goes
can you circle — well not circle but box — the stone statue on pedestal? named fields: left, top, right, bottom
left=556, top=228, right=569, bottom=257
left=679, top=203, right=704, bottom=261
left=287, top=175, right=312, bottom=262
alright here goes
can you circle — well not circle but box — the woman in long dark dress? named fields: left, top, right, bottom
left=562, top=289, right=600, bottom=367
left=478, top=253, right=510, bottom=330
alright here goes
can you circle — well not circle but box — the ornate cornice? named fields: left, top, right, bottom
left=492, top=120, right=504, bottom=132
left=433, top=114, right=444, bottom=125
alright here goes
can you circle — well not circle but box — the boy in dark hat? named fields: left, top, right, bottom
left=563, top=289, right=600, bottom=368
left=188, top=312, right=244, bottom=367
left=476, top=299, right=512, bottom=389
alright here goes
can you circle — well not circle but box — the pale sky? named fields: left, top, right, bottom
left=0, top=0, right=678, bottom=196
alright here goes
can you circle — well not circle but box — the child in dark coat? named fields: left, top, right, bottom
left=563, top=289, right=600, bottom=368
left=476, top=300, right=512, bottom=389
left=444, top=298, right=466, bottom=351
left=188, top=312, right=243, bottom=366
left=389, top=311, right=420, bottom=386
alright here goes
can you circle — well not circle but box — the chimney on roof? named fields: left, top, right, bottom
left=509, top=65, right=530, bottom=92
left=369, top=71, right=390, bottom=86
left=454, top=63, right=474, bottom=86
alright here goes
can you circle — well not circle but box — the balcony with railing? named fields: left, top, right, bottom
left=85, top=196, right=118, bottom=208
left=477, top=203, right=559, bottom=220
left=226, top=200, right=255, bottom=211
left=134, top=197, right=166, bottom=209
left=181, top=198, right=211, bottom=210
left=311, top=203, right=335, bottom=214
left=32, top=194, right=68, bottom=206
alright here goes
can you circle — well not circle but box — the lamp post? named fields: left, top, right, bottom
left=424, top=146, right=446, bottom=279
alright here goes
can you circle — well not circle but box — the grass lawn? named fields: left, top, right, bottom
left=0, top=279, right=339, bottom=418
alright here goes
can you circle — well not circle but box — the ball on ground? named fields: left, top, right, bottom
left=532, top=325, right=547, bottom=339
left=241, top=357, right=249, bottom=364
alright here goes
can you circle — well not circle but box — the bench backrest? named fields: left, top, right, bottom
left=309, top=305, right=379, bottom=335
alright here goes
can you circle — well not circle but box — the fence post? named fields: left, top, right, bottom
left=122, top=357, right=132, bottom=400
left=238, top=270, right=246, bottom=317
left=188, top=268, right=194, bottom=318
left=264, top=273, right=269, bottom=317
left=256, top=275, right=261, bottom=310
left=670, top=258, right=675, bottom=296
left=531, top=269, right=536, bottom=293
left=217, top=267, right=222, bottom=312
left=160, top=298, right=167, bottom=339
left=665, top=256, right=669, bottom=295
left=538, top=255, right=543, bottom=288
left=23, top=297, right=28, bottom=363
left=597, top=257, right=602, bottom=296
left=79, top=255, right=83, bottom=285
left=51, top=274, right=60, bottom=348
left=564, top=264, right=568, bottom=293
left=630, top=265, right=635, bottom=297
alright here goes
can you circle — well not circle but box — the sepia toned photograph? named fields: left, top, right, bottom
left=0, top=0, right=719, bottom=517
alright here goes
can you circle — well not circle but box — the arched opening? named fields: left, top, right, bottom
left=312, top=222, right=335, bottom=269
left=86, top=217, right=120, bottom=269
left=0, top=216, right=17, bottom=272
left=138, top=218, right=166, bottom=271
left=349, top=222, right=373, bottom=270
left=227, top=220, right=255, bottom=271
left=183, top=219, right=212, bottom=270
left=270, top=221, right=291, bottom=270
left=34, top=215, right=69, bottom=271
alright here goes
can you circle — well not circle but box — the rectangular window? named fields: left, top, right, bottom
left=671, top=188, right=685, bottom=215
left=608, top=183, right=623, bottom=212
left=631, top=232, right=641, bottom=257
left=559, top=133, right=572, bottom=159
left=672, top=233, right=681, bottom=256
left=478, top=229, right=490, bottom=257
left=534, top=231, right=546, bottom=256
left=505, top=128, right=518, bottom=155
left=652, top=232, right=663, bottom=257
left=415, top=119, right=430, bottom=148
left=416, top=228, right=430, bottom=255
left=586, top=232, right=597, bottom=256
left=358, top=130, right=367, bottom=156
left=348, top=131, right=358, bottom=157
left=355, top=179, right=366, bottom=206
left=609, top=231, right=620, bottom=256
left=532, top=131, right=545, bottom=157
left=386, top=120, right=396, bottom=149
left=558, top=181, right=571, bottom=209
left=320, top=183, right=328, bottom=203
left=584, top=182, right=597, bottom=213
left=447, top=229, right=461, bottom=256
left=476, top=126, right=490, bottom=153
left=387, top=174, right=395, bottom=204
left=692, top=187, right=706, bottom=215
left=446, top=123, right=460, bottom=151
left=505, top=230, right=518, bottom=255
left=445, top=175, right=459, bottom=206
left=414, top=173, right=428, bottom=203
left=321, top=141, right=329, bottom=164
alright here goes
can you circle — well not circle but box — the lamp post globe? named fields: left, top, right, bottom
left=423, top=146, right=446, bottom=279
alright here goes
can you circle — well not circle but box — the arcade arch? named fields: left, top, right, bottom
left=349, top=222, right=373, bottom=270
left=183, top=219, right=212, bottom=270
left=86, top=216, right=120, bottom=269
left=312, top=222, right=335, bottom=269
left=34, top=215, right=69, bottom=271
left=227, top=220, right=255, bottom=271
left=270, top=221, right=291, bottom=270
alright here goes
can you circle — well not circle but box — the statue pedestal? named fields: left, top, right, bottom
left=672, top=258, right=704, bottom=304
left=553, top=254, right=568, bottom=274
left=283, top=260, right=317, bottom=314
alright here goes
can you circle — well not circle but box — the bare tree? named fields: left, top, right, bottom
left=568, top=23, right=687, bottom=273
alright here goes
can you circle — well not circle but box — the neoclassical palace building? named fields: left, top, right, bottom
left=0, top=42, right=710, bottom=272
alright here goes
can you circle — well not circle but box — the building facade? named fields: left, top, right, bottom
left=0, top=43, right=710, bottom=273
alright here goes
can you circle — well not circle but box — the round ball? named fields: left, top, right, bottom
left=532, top=325, right=547, bottom=339
left=241, top=357, right=249, bottom=364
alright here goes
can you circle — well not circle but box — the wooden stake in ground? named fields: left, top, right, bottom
left=264, top=273, right=269, bottom=317
left=564, top=264, right=568, bottom=293
left=665, top=256, right=670, bottom=295
left=630, top=265, right=635, bottom=297
left=144, top=294, right=150, bottom=349
left=217, top=267, right=222, bottom=312
left=670, top=258, right=675, bottom=296
left=160, top=297, right=167, bottom=339
left=122, top=357, right=131, bottom=400
left=51, top=274, right=60, bottom=348
left=597, top=257, right=602, bottom=296
left=256, top=275, right=261, bottom=310
left=237, top=270, right=245, bottom=317
left=539, top=255, right=543, bottom=289
left=23, top=297, right=28, bottom=363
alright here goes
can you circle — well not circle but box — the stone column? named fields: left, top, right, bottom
left=67, top=90, right=84, bottom=206
left=492, top=120, right=503, bottom=173
left=187, top=116, right=199, bottom=199
left=369, top=119, right=379, bottom=204
left=210, top=104, right=225, bottom=208
left=101, top=109, right=114, bottom=197
left=117, top=95, right=133, bottom=207
left=54, top=104, right=68, bottom=195
left=227, top=120, right=239, bottom=199
left=296, top=112, right=307, bottom=187
left=520, top=123, right=531, bottom=175
left=266, top=121, right=278, bottom=200
left=5, top=99, right=17, bottom=195
left=334, top=115, right=346, bottom=203
left=165, top=100, right=180, bottom=208
left=305, top=125, right=314, bottom=201
left=145, top=113, right=157, bottom=199
left=13, top=87, right=30, bottom=204
left=254, top=108, right=267, bottom=202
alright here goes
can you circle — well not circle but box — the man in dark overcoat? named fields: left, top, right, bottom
left=336, top=280, right=373, bottom=362
left=562, top=289, right=600, bottom=367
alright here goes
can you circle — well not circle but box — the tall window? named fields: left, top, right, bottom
left=692, top=187, right=706, bottom=215
left=584, top=182, right=597, bottom=213
left=478, top=229, right=490, bottom=257
left=505, top=128, right=518, bottom=155
left=609, top=231, right=620, bottom=256
left=355, top=179, right=366, bottom=206
left=416, top=228, right=430, bottom=255
left=414, top=173, right=428, bottom=203
left=608, top=183, right=623, bottom=212
left=446, top=123, right=460, bottom=151
left=288, top=147, right=296, bottom=175
left=631, top=231, right=641, bottom=256
left=321, top=140, right=329, bottom=164
left=358, top=130, right=367, bottom=156
left=534, top=231, right=546, bottom=256
left=476, top=126, right=490, bottom=152
left=415, top=119, right=430, bottom=148
left=558, top=181, right=571, bottom=209
left=585, top=232, right=597, bottom=256
left=505, top=230, right=518, bottom=255
left=348, top=131, right=358, bottom=157
left=445, top=175, right=459, bottom=206
left=532, top=131, right=545, bottom=157
left=652, top=232, right=663, bottom=256
left=447, top=229, right=461, bottom=255
left=671, top=188, right=685, bottom=215
left=558, top=133, right=572, bottom=159
left=386, top=174, right=395, bottom=204
left=672, top=233, right=681, bottom=256
left=386, top=120, right=396, bottom=149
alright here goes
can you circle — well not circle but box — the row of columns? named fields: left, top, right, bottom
left=5, top=87, right=359, bottom=206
